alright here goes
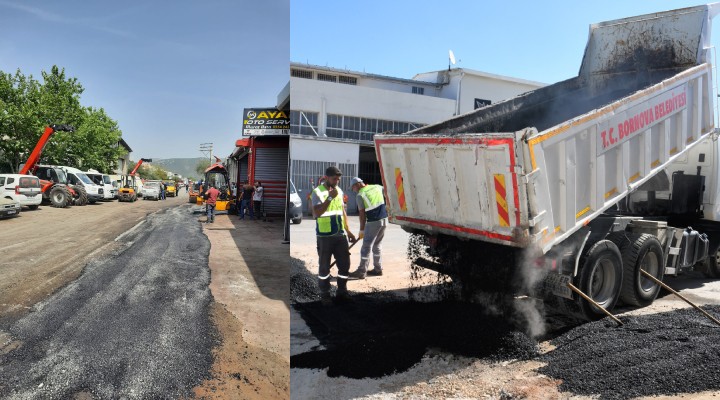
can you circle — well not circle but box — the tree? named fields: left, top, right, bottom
left=195, top=159, right=211, bottom=177
left=0, top=66, right=126, bottom=174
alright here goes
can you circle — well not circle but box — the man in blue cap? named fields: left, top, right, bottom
left=348, top=177, right=388, bottom=279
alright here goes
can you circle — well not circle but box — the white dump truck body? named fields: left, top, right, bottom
left=375, top=5, right=717, bottom=255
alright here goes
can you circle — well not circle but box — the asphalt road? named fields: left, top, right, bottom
left=0, top=205, right=215, bottom=398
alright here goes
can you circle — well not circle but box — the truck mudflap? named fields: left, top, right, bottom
left=375, top=133, right=529, bottom=247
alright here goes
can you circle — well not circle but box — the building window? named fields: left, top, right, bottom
left=412, top=86, right=425, bottom=95
left=290, top=110, right=319, bottom=136
left=317, top=73, right=337, bottom=83
left=325, top=113, right=423, bottom=142
left=291, top=68, right=313, bottom=79
left=339, top=75, right=357, bottom=85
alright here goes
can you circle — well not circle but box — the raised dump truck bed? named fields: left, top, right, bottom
left=376, top=6, right=715, bottom=254
left=375, top=5, right=720, bottom=320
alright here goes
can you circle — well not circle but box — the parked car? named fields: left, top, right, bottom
left=0, top=197, right=21, bottom=218
left=0, top=174, right=42, bottom=210
left=289, top=180, right=302, bottom=224
left=142, top=181, right=161, bottom=200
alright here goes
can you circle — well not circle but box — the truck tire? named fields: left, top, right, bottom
left=609, top=232, right=664, bottom=307
left=702, top=248, right=720, bottom=279
left=71, top=185, right=88, bottom=206
left=49, top=186, right=72, bottom=208
left=292, top=218, right=302, bottom=224
left=550, top=239, right=623, bottom=322
left=189, top=196, right=197, bottom=203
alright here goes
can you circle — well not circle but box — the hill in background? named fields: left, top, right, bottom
left=151, top=157, right=208, bottom=180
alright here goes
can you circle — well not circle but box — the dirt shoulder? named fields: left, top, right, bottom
left=0, top=194, right=186, bottom=322
left=193, top=213, right=289, bottom=399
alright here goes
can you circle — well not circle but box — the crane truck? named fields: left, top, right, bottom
left=119, top=158, right=152, bottom=202
left=19, top=125, right=79, bottom=208
left=375, top=5, right=720, bottom=321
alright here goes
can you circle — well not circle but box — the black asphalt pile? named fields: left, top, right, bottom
left=291, top=257, right=324, bottom=303
left=0, top=206, right=216, bottom=399
left=291, top=294, right=538, bottom=378
left=539, top=306, right=720, bottom=399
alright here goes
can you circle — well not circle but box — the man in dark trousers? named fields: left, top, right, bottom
left=205, top=184, right=220, bottom=223
left=239, top=182, right=255, bottom=220
left=312, top=166, right=357, bottom=304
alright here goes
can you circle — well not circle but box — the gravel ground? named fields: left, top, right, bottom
left=0, top=205, right=215, bottom=399
left=540, top=305, right=720, bottom=399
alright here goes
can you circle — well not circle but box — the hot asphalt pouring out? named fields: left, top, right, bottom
left=291, top=230, right=720, bottom=398
left=0, top=205, right=215, bottom=399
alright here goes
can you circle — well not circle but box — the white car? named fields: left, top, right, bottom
left=0, top=174, right=42, bottom=210
left=0, top=197, right=21, bottom=218
left=289, top=180, right=302, bottom=224
left=142, top=181, right=161, bottom=200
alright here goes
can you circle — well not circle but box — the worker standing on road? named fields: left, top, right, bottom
left=312, top=166, right=357, bottom=303
left=348, top=177, right=388, bottom=279
left=160, top=182, right=166, bottom=200
left=205, top=184, right=220, bottom=223
left=239, top=182, right=255, bottom=220
left=253, top=181, right=264, bottom=219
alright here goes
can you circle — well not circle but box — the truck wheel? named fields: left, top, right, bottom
left=609, top=232, right=664, bottom=307
left=49, top=186, right=72, bottom=208
left=71, top=185, right=88, bottom=206
left=292, top=218, right=302, bottom=224
left=702, top=248, right=720, bottom=278
left=556, top=239, right=623, bottom=321
left=189, top=196, right=197, bottom=203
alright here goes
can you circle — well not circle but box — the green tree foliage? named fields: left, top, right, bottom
left=0, top=66, right=126, bottom=173
left=195, top=159, right=211, bottom=177
left=127, top=160, right=170, bottom=181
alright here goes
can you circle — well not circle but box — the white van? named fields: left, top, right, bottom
left=0, top=174, right=42, bottom=209
left=60, top=166, right=104, bottom=203
left=86, top=170, right=116, bottom=200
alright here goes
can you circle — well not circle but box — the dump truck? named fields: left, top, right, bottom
left=375, top=5, right=720, bottom=321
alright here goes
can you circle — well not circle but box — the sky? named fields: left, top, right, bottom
left=0, top=0, right=289, bottom=160
left=291, top=1, right=720, bottom=85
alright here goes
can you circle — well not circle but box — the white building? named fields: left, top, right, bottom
left=289, top=62, right=545, bottom=213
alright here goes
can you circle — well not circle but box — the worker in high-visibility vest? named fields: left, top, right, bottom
left=312, top=166, right=357, bottom=303
left=348, top=177, right=388, bottom=279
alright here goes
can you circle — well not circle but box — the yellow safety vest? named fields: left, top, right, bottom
left=314, top=184, right=345, bottom=236
left=358, top=184, right=387, bottom=221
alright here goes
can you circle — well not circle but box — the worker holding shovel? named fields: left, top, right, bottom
left=312, top=166, right=357, bottom=304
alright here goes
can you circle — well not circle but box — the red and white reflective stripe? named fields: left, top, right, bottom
left=318, top=274, right=330, bottom=280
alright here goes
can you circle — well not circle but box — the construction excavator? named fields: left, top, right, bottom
left=19, top=124, right=79, bottom=208
left=119, top=158, right=152, bottom=202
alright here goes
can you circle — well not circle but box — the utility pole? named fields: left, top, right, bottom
left=199, top=143, right=213, bottom=162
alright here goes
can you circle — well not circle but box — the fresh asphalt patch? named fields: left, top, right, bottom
left=539, top=305, right=720, bottom=399
left=293, top=254, right=720, bottom=399
left=290, top=258, right=538, bottom=379
left=0, top=205, right=215, bottom=399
